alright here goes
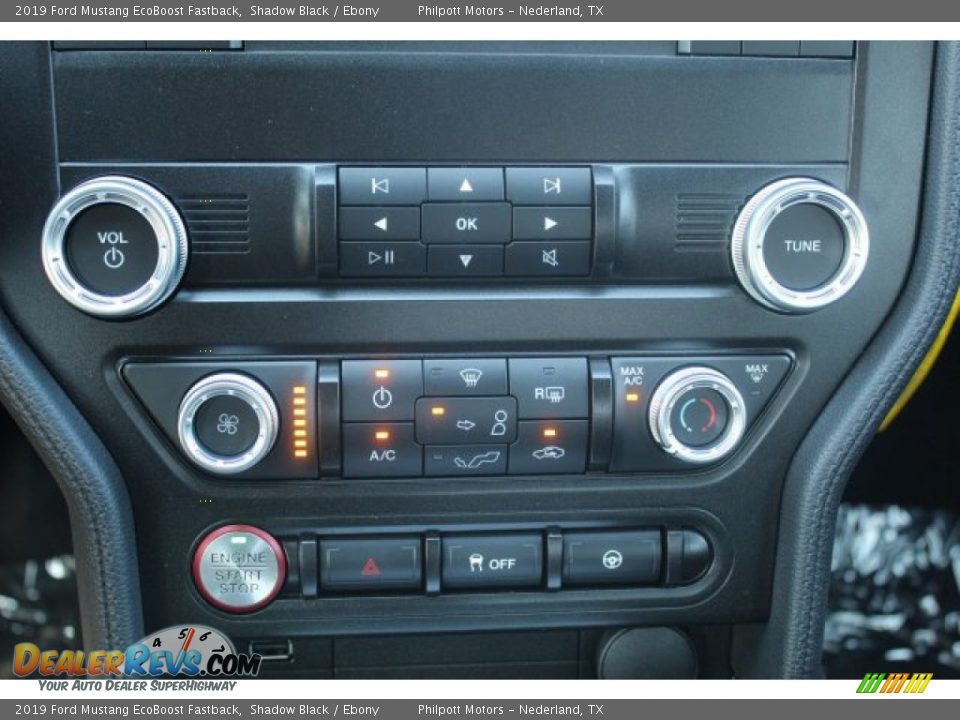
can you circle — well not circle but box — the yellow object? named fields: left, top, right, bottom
left=880, top=288, right=960, bottom=431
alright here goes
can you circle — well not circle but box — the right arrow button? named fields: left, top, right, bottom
left=513, top=206, right=592, bottom=241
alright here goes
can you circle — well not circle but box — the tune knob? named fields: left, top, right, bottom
left=648, top=367, right=746, bottom=464
left=42, top=176, right=188, bottom=318
left=731, top=177, right=869, bottom=313
left=177, top=373, right=279, bottom=475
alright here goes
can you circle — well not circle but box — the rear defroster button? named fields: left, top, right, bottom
left=192, top=525, right=286, bottom=613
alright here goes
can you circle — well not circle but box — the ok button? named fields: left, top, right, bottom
left=421, top=203, right=512, bottom=244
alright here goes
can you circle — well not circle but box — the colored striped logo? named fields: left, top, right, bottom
left=857, top=672, right=933, bottom=694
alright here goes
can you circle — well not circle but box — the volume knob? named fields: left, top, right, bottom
left=42, top=176, right=188, bottom=318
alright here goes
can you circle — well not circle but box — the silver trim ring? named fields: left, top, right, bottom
left=41, top=176, right=188, bottom=318
left=731, top=177, right=869, bottom=313
left=648, top=366, right=747, bottom=465
left=177, top=373, right=279, bottom=476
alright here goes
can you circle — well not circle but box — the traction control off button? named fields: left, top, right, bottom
left=192, top=525, right=286, bottom=613
left=442, top=534, right=543, bottom=589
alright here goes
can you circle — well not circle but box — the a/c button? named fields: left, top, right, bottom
left=342, top=423, right=422, bottom=478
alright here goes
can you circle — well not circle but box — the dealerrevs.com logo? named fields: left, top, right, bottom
left=13, top=625, right=261, bottom=686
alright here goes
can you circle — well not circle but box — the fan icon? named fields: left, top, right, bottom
left=217, top=413, right=240, bottom=436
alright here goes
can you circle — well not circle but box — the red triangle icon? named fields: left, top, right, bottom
left=360, top=557, right=381, bottom=577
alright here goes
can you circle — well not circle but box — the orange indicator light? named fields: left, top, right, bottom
left=431, top=406, right=446, bottom=416
left=375, top=430, right=391, bottom=441
left=543, top=427, right=557, bottom=438
left=374, top=369, right=390, bottom=379
left=292, top=386, right=309, bottom=458
left=625, top=392, right=640, bottom=403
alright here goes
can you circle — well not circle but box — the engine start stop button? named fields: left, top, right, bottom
left=192, top=524, right=286, bottom=613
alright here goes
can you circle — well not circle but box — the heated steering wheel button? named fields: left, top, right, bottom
left=65, top=203, right=159, bottom=296
left=193, top=394, right=261, bottom=457
left=563, top=531, right=662, bottom=586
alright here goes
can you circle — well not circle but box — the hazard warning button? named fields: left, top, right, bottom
left=319, top=536, right=422, bottom=592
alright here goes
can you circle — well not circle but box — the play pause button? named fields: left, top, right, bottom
left=428, top=245, right=504, bottom=276
left=341, top=242, right=426, bottom=277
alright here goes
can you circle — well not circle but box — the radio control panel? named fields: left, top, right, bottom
left=122, top=352, right=791, bottom=481
left=337, top=166, right=594, bottom=278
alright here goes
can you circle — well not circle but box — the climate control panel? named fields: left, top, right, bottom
left=122, top=352, right=791, bottom=480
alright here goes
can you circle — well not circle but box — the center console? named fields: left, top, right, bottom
left=0, top=40, right=944, bottom=677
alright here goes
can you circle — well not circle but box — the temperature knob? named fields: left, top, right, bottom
left=648, top=367, right=746, bottom=464
left=731, top=177, right=869, bottom=313
left=177, top=373, right=279, bottom=476
left=41, top=176, right=188, bottom=318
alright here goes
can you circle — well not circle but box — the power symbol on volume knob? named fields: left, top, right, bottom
left=103, top=245, right=126, bottom=270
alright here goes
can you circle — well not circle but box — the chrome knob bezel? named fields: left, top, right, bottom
left=177, top=373, right=279, bottom=476
left=648, top=366, right=747, bottom=465
left=731, top=177, right=869, bottom=313
left=41, top=175, right=188, bottom=318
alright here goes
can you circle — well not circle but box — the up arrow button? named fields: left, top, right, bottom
left=427, top=168, right=504, bottom=201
